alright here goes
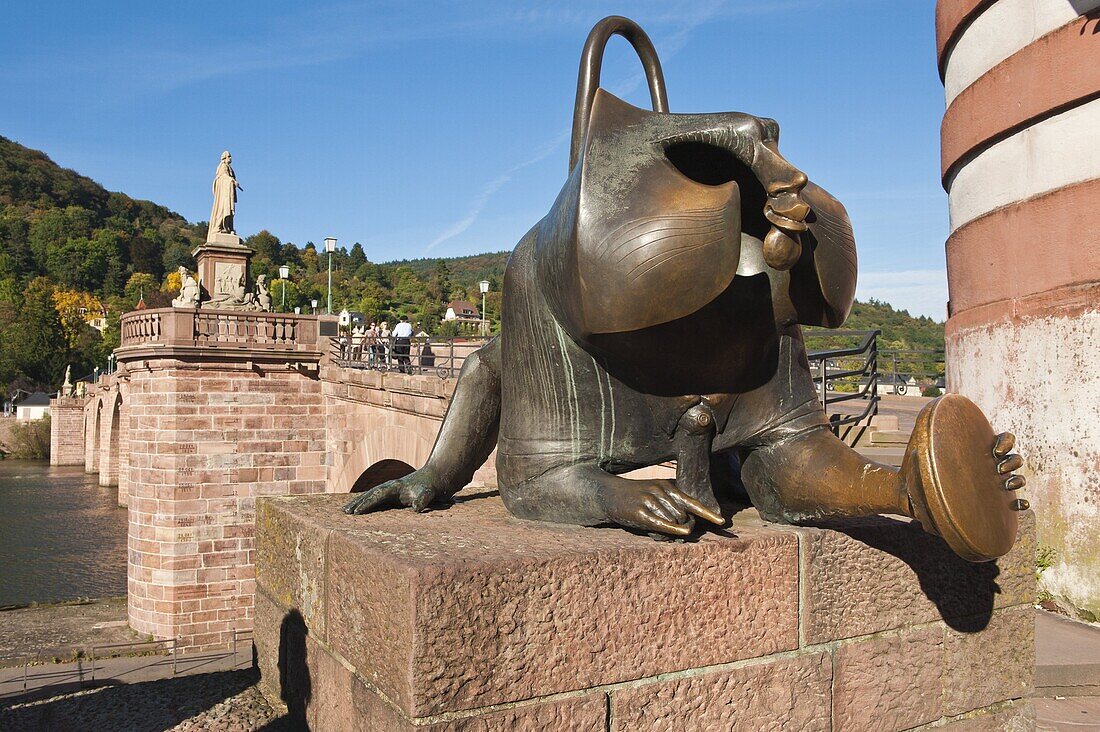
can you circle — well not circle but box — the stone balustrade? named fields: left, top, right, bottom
left=119, top=307, right=328, bottom=355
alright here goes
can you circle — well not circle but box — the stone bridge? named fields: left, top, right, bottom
left=54, top=307, right=492, bottom=649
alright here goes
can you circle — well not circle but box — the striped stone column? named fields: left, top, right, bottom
left=938, top=0, right=1100, bottom=617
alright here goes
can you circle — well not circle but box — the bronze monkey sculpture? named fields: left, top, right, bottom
left=346, top=16, right=1027, bottom=562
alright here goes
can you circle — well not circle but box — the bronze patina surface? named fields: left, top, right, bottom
left=345, top=16, right=1025, bottom=561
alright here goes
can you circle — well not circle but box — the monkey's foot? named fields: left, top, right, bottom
left=900, top=394, right=1027, bottom=562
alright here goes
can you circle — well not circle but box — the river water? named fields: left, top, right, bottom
left=0, top=461, right=128, bottom=606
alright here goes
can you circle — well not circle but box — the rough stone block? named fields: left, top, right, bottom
left=800, top=511, right=1035, bottom=644
left=610, top=652, right=831, bottom=731
left=832, top=625, right=944, bottom=731
left=943, top=605, right=1035, bottom=715
left=256, top=493, right=798, bottom=717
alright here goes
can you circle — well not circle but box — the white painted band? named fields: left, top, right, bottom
left=943, top=0, right=1100, bottom=104
left=947, top=96, right=1100, bottom=231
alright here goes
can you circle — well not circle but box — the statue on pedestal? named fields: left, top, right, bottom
left=345, top=17, right=1027, bottom=562
left=208, top=150, right=243, bottom=240
left=255, top=275, right=272, bottom=312
left=61, top=365, right=73, bottom=397
left=172, top=266, right=200, bottom=308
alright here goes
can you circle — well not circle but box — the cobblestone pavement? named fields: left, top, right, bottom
left=0, top=669, right=295, bottom=731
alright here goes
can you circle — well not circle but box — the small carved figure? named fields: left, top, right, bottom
left=345, top=17, right=1027, bottom=562
left=208, top=150, right=243, bottom=239
left=172, top=267, right=200, bottom=308
left=255, top=275, right=272, bottom=312
left=61, top=365, right=73, bottom=397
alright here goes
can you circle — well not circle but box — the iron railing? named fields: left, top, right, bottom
left=804, top=329, right=880, bottom=446
left=332, top=335, right=493, bottom=379
left=0, top=628, right=253, bottom=701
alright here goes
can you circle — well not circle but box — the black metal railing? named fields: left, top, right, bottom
left=331, top=335, right=493, bottom=379
left=804, top=329, right=880, bottom=446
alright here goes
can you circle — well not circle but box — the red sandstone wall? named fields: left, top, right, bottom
left=323, top=367, right=497, bottom=495
left=49, top=397, right=86, bottom=466
left=938, top=0, right=1100, bottom=616
left=124, top=361, right=328, bottom=648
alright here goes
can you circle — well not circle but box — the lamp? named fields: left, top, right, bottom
left=479, top=280, right=490, bottom=335
left=324, top=237, right=337, bottom=315
left=311, top=298, right=319, bottom=315
left=278, top=265, right=290, bottom=311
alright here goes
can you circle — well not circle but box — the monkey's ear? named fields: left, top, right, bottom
left=788, top=182, right=858, bottom=327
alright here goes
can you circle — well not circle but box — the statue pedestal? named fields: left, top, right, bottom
left=191, top=234, right=254, bottom=306
left=254, top=493, right=1035, bottom=730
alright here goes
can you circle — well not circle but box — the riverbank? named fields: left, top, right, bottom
left=0, top=598, right=140, bottom=665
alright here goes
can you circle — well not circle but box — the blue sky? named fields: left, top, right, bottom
left=0, top=1, right=950, bottom=318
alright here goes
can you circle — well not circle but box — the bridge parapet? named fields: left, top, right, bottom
left=118, top=307, right=328, bottom=359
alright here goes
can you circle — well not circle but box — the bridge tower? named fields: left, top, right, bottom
left=938, top=0, right=1100, bottom=617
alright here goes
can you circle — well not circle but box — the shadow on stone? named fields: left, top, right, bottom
left=809, top=515, right=999, bottom=632
left=275, top=609, right=312, bottom=729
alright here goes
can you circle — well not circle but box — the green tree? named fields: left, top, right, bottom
left=124, top=272, right=157, bottom=304
left=128, top=233, right=163, bottom=278
left=0, top=277, right=66, bottom=386
left=348, top=242, right=367, bottom=269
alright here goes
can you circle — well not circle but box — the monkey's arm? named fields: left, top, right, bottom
left=344, top=336, right=501, bottom=514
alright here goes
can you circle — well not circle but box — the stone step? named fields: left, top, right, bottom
left=869, top=429, right=911, bottom=446
left=1036, top=609, right=1100, bottom=697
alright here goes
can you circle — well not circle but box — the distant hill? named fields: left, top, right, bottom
left=387, top=251, right=510, bottom=287
left=0, top=134, right=942, bottom=394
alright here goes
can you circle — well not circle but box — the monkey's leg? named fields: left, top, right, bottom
left=740, top=395, right=1027, bottom=561
left=500, top=461, right=724, bottom=538
left=344, top=337, right=501, bottom=514
left=740, top=425, right=907, bottom=522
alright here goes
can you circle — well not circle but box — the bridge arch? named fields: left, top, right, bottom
left=99, top=387, right=124, bottom=489
left=85, top=397, right=102, bottom=473
left=332, top=425, right=433, bottom=494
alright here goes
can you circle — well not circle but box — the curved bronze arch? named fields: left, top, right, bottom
left=569, top=15, right=668, bottom=171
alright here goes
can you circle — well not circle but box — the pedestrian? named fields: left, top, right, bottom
left=392, top=315, right=413, bottom=373
left=366, top=322, right=379, bottom=366
left=379, top=321, right=391, bottom=366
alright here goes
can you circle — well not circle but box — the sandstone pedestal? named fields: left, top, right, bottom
left=191, top=233, right=253, bottom=306
left=254, top=493, right=1035, bottom=730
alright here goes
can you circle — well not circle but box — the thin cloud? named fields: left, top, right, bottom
left=855, top=269, right=948, bottom=321
left=424, top=131, right=569, bottom=253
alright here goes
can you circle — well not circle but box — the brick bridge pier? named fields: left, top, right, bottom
left=65, top=307, right=492, bottom=649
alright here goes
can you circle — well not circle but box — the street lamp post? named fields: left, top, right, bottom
left=277, top=264, right=290, bottom=310
left=479, top=280, right=490, bottom=336
left=311, top=299, right=319, bottom=315
left=278, top=264, right=290, bottom=312
left=324, top=237, right=337, bottom=315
